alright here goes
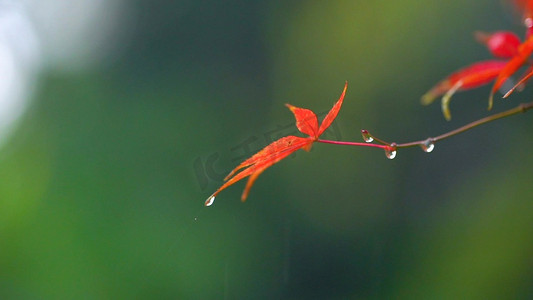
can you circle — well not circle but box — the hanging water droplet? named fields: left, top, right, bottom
left=385, top=149, right=396, bottom=159
left=205, top=195, right=215, bottom=206
left=420, top=138, right=435, bottom=153
left=361, top=129, right=373, bottom=143
left=385, top=143, right=397, bottom=160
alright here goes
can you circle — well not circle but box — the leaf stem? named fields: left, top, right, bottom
left=317, top=139, right=388, bottom=149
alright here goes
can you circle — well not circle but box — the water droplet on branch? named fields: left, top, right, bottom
left=385, top=143, right=397, bottom=160
left=205, top=195, right=215, bottom=206
left=361, top=130, right=373, bottom=143
left=420, top=138, right=435, bottom=153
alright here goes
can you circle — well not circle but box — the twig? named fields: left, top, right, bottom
left=317, top=101, right=533, bottom=153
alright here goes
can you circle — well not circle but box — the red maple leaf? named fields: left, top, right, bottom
left=205, top=82, right=348, bottom=206
left=422, top=28, right=533, bottom=120
left=490, top=1, right=533, bottom=100
left=421, top=60, right=507, bottom=120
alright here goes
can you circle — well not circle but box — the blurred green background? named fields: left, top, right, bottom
left=1, top=0, right=533, bottom=298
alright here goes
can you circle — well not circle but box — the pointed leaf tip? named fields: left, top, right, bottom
left=205, top=195, right=215, bottom=206
left=286, top=104, right=319, bottom=137
left=488, top=93, right=494, bottom=111
left=318, top=82, right=348, bottom=136
left=503, top=66, right=533, bottom=98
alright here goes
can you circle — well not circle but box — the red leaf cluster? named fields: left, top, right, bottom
left=205, top=82, right=347, bottom=205
left=422, top=0, right=533, bottom=120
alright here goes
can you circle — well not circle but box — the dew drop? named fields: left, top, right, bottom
left=361, top=130, right=373, bottom=143
left=420, top=138, right=435, bottom=153
left=385, top=143, right=397, bottom=160
left=385, top=149, right=396, bottom=159
left=205, top=195, right=215, bottom=207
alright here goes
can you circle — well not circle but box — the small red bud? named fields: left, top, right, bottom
left=475, top=31, right=521, bottom=58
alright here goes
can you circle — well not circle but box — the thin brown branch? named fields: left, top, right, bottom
left=381, top=101, right=533, bottom=149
